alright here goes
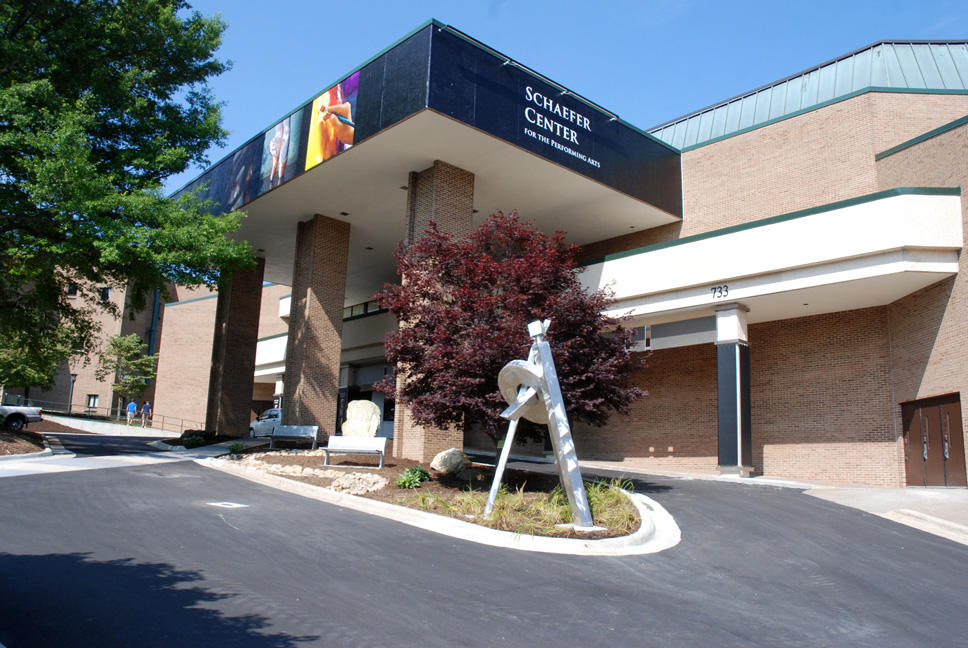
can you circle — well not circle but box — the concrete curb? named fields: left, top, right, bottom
left=578, top=460, right=814, bottom=490
left=150, top=438, right=268, bottom=458
left=880, top=509, right=968, bottom=546
left=199, top=458, right=681, bottom=556
left=0, top=447, right=51, bottom=462
left=0, top=431, right=77, bottom=462
left=43, top=435, right=75, bottom=458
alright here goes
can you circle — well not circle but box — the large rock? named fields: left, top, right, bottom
left=431, top=448, right=471, bottom=474
left=341, top=400, right=381, bottom=437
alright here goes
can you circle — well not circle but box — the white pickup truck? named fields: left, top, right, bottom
left=0, top=405, right=43, bottom=431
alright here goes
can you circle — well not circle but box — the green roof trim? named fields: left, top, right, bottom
left=651, top=42, right=968, bottom=151
left=678, top=87, right=968, bottom=153
left=579, top=187, right=962, bottom=267
left=165, top=293, right=219, bottom=307
left=876, top=113, right=968, bottom=160
left=258, top=333, right=288, bottom=343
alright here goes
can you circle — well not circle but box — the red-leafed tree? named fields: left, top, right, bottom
left=374, top=211, right=645, bottom=447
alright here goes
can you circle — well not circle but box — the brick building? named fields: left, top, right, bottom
left=156, top=24, right=968, bottom=487
left=1, top=283, right=180, bottom=421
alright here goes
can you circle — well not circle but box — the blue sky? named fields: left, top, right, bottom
left=165, top=0, right=968, bottom=193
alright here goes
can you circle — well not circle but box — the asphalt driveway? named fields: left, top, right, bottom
left=0, top=442, right=965, bottom=647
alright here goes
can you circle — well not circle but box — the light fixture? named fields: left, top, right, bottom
left=68, top=373, right=78, bottom=416
left=365, top=246, right=374, bottom=251
left=339, top=211, right=349, bottom=216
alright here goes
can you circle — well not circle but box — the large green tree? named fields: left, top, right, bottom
left=0, top=0, right=253, bottom=372
left=0, top=327, right=71, bottom=401
left=95, top=333, right=157, bottom=404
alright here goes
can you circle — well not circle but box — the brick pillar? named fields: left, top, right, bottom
left=283, top=214, right=350, bottom=442
left=394, top=160, right=475, bottom=462
left=206, top=258, right=265, bottom=436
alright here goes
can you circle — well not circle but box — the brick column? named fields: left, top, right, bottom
left=394, top=160, right=475, bottom=462
left=206, top=258, right=265, bottom=436
left=283, top=214, right=350, bottom=442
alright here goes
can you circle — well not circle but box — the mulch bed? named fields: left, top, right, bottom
left=0, top=429, right=46, bottom=456
left=28, top=420, right=94, bottom=434
left=0, top=418, right=96, bottom=456
left=236, top=447, right=636, bottom=539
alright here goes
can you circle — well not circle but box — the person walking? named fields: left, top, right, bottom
left=126, top=400, right=137, bottom=425
left=141, top=401, right=152, bottom=428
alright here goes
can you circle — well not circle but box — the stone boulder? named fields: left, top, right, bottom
left=341, top=400, right=381, bottom=437
left=431, top=448, right=471, bottom=474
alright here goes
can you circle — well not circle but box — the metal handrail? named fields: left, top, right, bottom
left=1, top=394, right=205, bottom=435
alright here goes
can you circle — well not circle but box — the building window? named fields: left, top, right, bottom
left=67, top=284, right=78, bottom=298
left=99, top=287, right=111, bottom=302
left=86, top=394, right=99, bottom=410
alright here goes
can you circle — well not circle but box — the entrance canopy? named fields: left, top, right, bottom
left=585, top=188, right=963, bottom=330
left=177, top=21, right=682, bottom=303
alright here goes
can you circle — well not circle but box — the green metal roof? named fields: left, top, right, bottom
left=649, top=41, right=968, bottom=150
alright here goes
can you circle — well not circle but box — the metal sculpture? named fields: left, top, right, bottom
left=485, top=320, right=596, bottom=529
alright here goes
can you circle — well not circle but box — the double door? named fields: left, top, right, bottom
left=902, top=394, right=966, bottom=487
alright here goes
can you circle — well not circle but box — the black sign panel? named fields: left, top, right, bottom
left=427, top=28, right=681, bottom=216
left=176, top=24, right=681, bottom=218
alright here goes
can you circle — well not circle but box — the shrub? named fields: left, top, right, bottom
left=227, top=443, right=246, bottom=454
left=183, top=435, right=206, bottom=449
left=396, top=465, right=431, bottom=489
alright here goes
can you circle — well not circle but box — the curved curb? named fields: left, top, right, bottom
left=199, top=457, right=681, bottom=556
left=42, top=434, right=75, bottom=457
left=0, top=432, right=76, bottom=462
left=148, top=440, right=179, bottom=451
left=0, top=447, right=52, bottom=462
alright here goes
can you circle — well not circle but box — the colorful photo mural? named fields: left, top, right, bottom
left=261, top=110, right=303, bottom=191
left=175, top=24, right=678, bottom=217
left=305, top=71, right=359, bottom=170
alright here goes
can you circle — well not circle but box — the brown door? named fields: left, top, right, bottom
left=921, top=402, right=946, bottom=486
left=902, top=402, right=926, bottom=486
left=902, top=394, right=967, bottom=487
left=941, top=395, right=967, bottom=487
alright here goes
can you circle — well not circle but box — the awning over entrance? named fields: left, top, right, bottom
left=584, top=188, right=963, bottom=328
left=175, top=21, right=682, bottom=305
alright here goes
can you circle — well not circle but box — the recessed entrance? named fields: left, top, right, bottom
left=902, top=394, right=967, bottom=487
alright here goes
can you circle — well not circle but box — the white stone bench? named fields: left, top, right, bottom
left=269, top=425, right=319, bottom=450
left=324, top=436, right=387, bottom=469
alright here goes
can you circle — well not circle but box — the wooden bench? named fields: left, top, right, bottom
left=324, top=436, right=387, bottom=468
left=269, top=425, right=319, bottom=449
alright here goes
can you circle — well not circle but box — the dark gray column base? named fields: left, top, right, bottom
left=717, top=465, right=754, bottom=478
